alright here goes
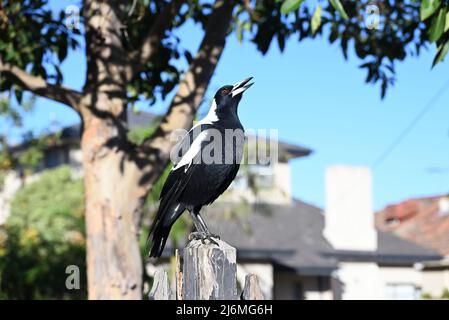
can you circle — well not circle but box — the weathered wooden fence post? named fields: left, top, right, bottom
left=182, top=239, right=237, bottom=299
left=150, top=239, right=264, bottom=300
left=241, top=274, right=264, bottom=300
left=149, top=269, right=172, bottom=300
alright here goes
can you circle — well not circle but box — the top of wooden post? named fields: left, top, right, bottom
left=182, top=239, right=238, bottom=300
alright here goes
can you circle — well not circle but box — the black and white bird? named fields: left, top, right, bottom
left=148, top=77, right=254, bottom=258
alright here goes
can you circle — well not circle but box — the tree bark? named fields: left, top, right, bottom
left=81, top=0, right=144, bottom=299
left=81, top=118, right=143, bottom=299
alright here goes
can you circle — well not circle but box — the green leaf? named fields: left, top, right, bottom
left=329, top=0, right=348, bottom=20
left=428, top=8, right=446, bottom=42
left=311, top=5, right=322, bottom=35
left=445, top=11, right=449, bottom=32
left=236, top=20, right=243, bottom=43
left=420, top=0, right=441, bottom=21
left=432, top=40, right=449, bottom=67
left=280, top=0, right=304, bottom=15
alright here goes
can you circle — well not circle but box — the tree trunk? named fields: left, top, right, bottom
left=80, top=0, right=146, bottom=299
left=81, top=111, right=146, bottom=299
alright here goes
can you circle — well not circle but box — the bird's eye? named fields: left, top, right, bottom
left=221, top=89, right=230, bottom=95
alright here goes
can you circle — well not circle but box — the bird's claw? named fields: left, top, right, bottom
left=207, top=236, right=219, bottom=246
left=188, top=232, right=220, bottom=246
left=209, top=233, right=220, bottom=240
left=188, top=232, right=201, bottom=241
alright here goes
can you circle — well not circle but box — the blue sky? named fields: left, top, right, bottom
left=4, top=1, right=449, bottom=211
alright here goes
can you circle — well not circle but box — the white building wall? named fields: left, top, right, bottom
left=336, top=263, right=424, bottom=300
left=422, top=269, right=449, bottom=297
left=272, top=163, right=292, bottom=204
left=337, top=262, right=383, bottom=300
left=379, top=266, right=422, bottom=299
left=379, top=266, right=422, bottom=286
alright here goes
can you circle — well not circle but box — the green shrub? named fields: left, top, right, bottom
left=0, top=166, right=86, bottom=299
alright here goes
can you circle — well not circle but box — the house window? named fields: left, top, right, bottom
left=231, top=165, right=274, bottom=190
left=249, top=165, right=274, bottom=189
left=385, top=283, right=420, bottom=300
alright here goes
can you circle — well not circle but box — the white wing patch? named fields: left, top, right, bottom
left=194, top=99, right=218, bottom=127
left=172, top=99, right=219, bottom=172
left=172, top=130, right=209, bottom=172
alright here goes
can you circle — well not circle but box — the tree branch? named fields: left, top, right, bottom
left=131, top=0, right=183, bottom=77
left=135, top=0, right=236, bottom=185
left=150, top=0, right=235, bottom=141
left=0, top=62, right=82, bottom=111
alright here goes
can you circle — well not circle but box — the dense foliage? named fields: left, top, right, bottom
left=1, top=1, right=447, bottom=105
left=0, top=166, right=86, bottom=299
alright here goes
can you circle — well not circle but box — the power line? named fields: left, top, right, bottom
left=327, top=78, right=449, bottom=210
left=372, top=78, right=449, bottom=168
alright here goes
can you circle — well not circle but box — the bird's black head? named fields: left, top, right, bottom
left=213, top=77, right=254, bottom=112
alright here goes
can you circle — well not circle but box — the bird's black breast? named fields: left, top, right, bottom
left=179, top=163, right=241, bottom=207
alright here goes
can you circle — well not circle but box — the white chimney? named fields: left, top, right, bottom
left=323, top=166, right=378, bottom=251
left=438, top=197, right=449, bottom=216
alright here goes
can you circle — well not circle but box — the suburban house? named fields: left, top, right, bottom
left=0, top=110, right=443, bottom=299
left=376, top=195, right=449, bottom=297
left=169, top=166, right=440, bottom=300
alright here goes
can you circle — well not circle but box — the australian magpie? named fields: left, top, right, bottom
left=148, top=77, right=254, bottom=258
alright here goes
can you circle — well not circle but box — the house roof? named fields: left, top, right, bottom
left=326, top=231, right=441, bottom=265
left=376, top=195, right=449, bottom=256
left=162, top=200, right=441, bottom=275
left=423, top=256, right=449, bottom=269
left=278, top=140, right=313, bottom=160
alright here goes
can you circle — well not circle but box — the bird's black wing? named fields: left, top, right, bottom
left=204, top=164, right=241, bottom=205
left=147, top=163, right=198, bottom=257
left=159, top=123, right=213, bottom=200
left=148, top=124, right=214, bottom=257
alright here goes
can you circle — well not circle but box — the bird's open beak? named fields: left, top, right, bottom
left=231, top=77, right=254, bottom=97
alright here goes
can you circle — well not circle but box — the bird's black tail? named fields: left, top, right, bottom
left=148, top=201, right=185, bottom=258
